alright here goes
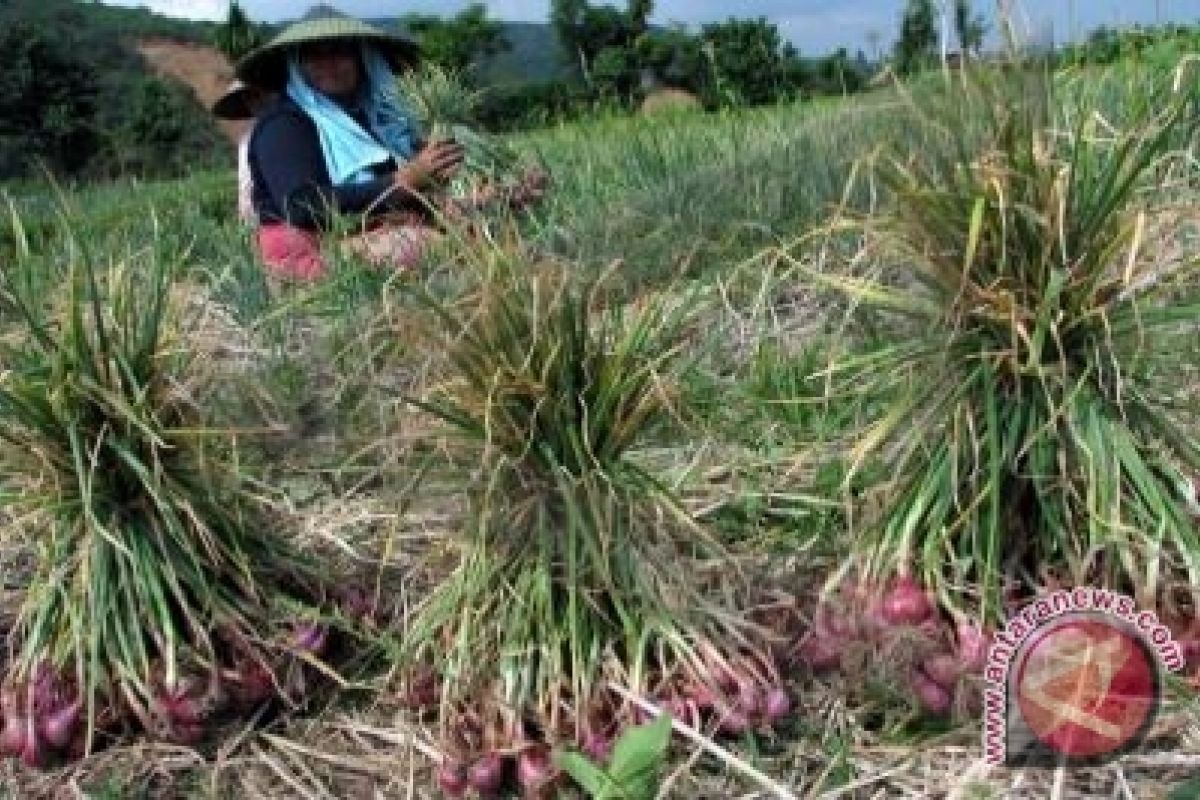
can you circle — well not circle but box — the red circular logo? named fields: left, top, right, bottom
left=1014, top=616, right=1158, bottom=760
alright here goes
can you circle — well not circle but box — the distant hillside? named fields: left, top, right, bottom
left=135, top=39, right=248, bottom=146
left=375, top=19, right=575, bottom=86
left=78, top=2, right=218, bottom=44
left=81, top=4, right=570, bottom=86
left=1, top=0, right=229, bottom=181
left=473, top=21, right=577, bottom=85
left=74, top=3, right=570, bottom=89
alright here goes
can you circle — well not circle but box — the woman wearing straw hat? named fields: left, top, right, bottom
left=237, top=7, right=464, bottom=282
left=211, top=81, right=276, bottom=226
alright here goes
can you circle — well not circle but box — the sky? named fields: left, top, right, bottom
left=102, top=1, right=1200, bottom=57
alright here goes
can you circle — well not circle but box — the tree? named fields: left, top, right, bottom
left=551, top=0, right=592, bottom=78
left=635, top=26, right=708, bottom=95
left=591, top=45, right=638, bottom=98
left=628, top=0, right=653, bottom=37
left=400, top=4, right=508, bottom=75
left=815, top=48, right=866, bottom=95
left=549, top=0, right=654, bottom=87
left=894, top=0, right=938, bottom=74
left=114, top=77, right=227, bottom=177
left=700, top=18, right=787, bottom=106
left=0, top=4, right=101, bottom=176
left=953, top=0, right=986, bottom=56
left=0, top=0, right=227, bottom=180
left=213, top=1, right=264, bottom=63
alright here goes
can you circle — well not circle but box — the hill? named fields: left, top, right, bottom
left=468, top=21, right=575, bottom=85
left=374, top=18, right=575, bottom=85
left=0, top=0, right=229, bottom=182
left=135, top=39, right=249, bottom=146
left=76, top=4, right=570, bottom=87
left=481, top=21, right=577, bottom=84
left=81, top=5, right=573, bottom=87
left=77, top=1, right=219, bottom=44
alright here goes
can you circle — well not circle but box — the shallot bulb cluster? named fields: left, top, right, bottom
left=793, top=575, right=992, bottom=717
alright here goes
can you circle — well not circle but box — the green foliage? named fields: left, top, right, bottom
left=527, top=96, right=904, bottom=297
left=475, top=79, right=600, bottom=131
left=555, top=713, right=673, bottom=799
left=403, top=258, right=692, bottom=540
left=746, top=342, right=862, bottom=442
left=398, top=4, right=509, bottom=76
left=550, top=0, right=651, bottom=89
left=399, top=64, right=483, bottom=127
left=397, top=64, right=529, bottom=196
left=473, top=12, right=869, bottom=118
left=700, top=18, right=788, bottom=106
left=213, top=1, right=266, bottom=63
left=75, top=1, right=217, bottom=43
left=0, top=0, right=227, bottom=181
left=408, top=6, right=867, bottom=124
left=592, top=45, right=640, bottom=98
left=1058, top=23, right=1200, bottom=70
left=817, top=735, right=853, bottom=792
left=953, top=0, right=985, bottom=56
left=807, top=48, right=869, bottom=96
left=466, top=20, right=575, bottom=84
left=110, top=77, right=229, bottom=179
left=894, top=0, right=938, bottom=75
left=636, top=26, right=709, bottom=95
left=627, top=0, right=653, bottom=37
left=81, top=772, right=168, bottom=800
left=0, top=2, right=103, bottom=177
left=550, top=0, right=596, bottom=75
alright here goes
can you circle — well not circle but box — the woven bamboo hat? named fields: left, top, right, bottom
left=211, top=80, right=264, bottom=120
left=235, top=5, right=419, bottom=90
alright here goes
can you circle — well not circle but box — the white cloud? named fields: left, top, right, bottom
left=118, top=0, right=230, bottom=21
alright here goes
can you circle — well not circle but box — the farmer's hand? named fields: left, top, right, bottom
left=394, top=140, right=464, bottom=193
left=509, top=167, right=551, bottom=209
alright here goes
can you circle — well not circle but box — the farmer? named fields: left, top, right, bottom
left=236, top=7, right=464, bottom=282
left=211, top=81, right=277, bottom=226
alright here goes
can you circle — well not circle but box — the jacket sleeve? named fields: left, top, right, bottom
left=252, top=109, right=416, bottom=229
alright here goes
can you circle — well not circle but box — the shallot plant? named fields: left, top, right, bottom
left=0, top=232, right=325, bottom=764
left=397, top=63, right=544, bottom=210
left=793, top=65, right=1200, bottom=626
left=395, top=252, right=786, bottom=795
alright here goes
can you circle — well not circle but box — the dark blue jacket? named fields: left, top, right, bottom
left=249, top=96, right=424, bottom=230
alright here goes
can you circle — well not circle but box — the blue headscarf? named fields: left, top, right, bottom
left=286, top=43, right=420, bottom=186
